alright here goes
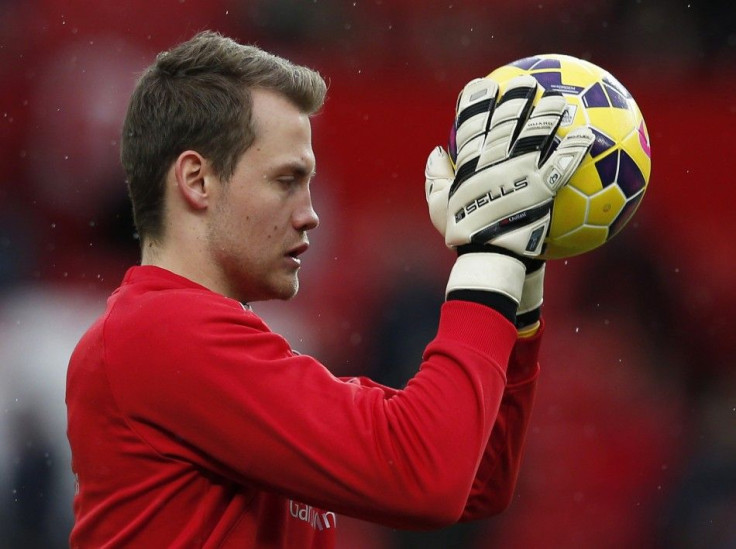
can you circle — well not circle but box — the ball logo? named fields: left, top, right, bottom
left=638, top=120, right=651, bottom=158
left=560, top=104, right=577, bottom=127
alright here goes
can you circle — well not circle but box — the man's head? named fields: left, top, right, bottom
left=121, top=30, right=327, bottom=245
left=121, top=31, right=327, bottom=303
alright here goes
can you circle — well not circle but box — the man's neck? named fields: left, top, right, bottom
left=140, top=241, right=218, bottom=295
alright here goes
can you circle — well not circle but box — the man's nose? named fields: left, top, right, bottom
left=294, top=194, right=319, bottom=231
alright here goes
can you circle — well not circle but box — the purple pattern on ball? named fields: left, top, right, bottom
left=532, top=72, right=584, bottom=95
left=590, top=128, right=616, bottom=158
left=605, top=83, right=629, bottom=109
left=617, top=150, right=647, bottom=197
left=603, top=76, right=632, bottom=99
left=535, top=58, right=562, bottom=70
left=610, top=192, right=643, bottom=237
left=583, top=82, right=610, bottom=108
left=511, top=56, right=541, bottom=70
left=595, top=150, right=620, bottom=187
left=533, top=71, right=562, bottom=90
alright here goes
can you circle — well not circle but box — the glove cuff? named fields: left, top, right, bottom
left=518, top=262, right=545, bottom=315
left=516, top=261, right=545, bottom=330
left=446, top=252, right=525, bottom=305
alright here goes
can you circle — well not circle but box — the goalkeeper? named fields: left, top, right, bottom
left=66, top=31, right=593, bottom=548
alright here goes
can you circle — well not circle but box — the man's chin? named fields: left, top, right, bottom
left=282, top=279, right=300, bottom=300
left=255, top=278, right=300, bottom=302
left=277, top=288, right=299, bottom=301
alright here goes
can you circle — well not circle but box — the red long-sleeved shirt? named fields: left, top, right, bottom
left=66, top=266, right=540, bottom=548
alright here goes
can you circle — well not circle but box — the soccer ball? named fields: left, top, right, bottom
left=479, top=54, right=651, bottom=259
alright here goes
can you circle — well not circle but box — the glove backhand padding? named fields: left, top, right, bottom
left=428, top=75, right=594, bottom=258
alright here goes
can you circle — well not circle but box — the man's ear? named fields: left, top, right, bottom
left=174, top=150, right=214, bottom=211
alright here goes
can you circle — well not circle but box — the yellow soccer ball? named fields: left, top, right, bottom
left=483, top=54, right=652, bottom=259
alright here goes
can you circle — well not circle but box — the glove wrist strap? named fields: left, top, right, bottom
left=518, top=262, right=545, bottom=315
left=446, top=252, right=525, bottom=305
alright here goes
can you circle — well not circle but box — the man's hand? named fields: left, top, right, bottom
left=442, top=75, right=594, bottom=257
left=425, top=146, right=454, bottom=238
left=425, top=75, right=593, bottom=320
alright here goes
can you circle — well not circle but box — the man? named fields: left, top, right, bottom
left=66, top=31, right=593, bottom=548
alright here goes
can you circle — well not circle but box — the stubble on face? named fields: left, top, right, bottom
left=204, top=90, right=316, bottom=304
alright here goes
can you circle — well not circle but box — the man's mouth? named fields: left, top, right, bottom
left=286, top=242, right=309, bottom=262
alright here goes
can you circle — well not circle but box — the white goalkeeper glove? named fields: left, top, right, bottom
left=446, top=74, right=594, bottom=255
left=426, top=149, right=545, bottom=329
left=426, top=147, right=524, bottom=316
left=426, top=75, right=593, bottom=319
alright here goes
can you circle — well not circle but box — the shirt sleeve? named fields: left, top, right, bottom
left=105, top=293, right=520, bottom=529
left=460, top=322, right=542, bottom=520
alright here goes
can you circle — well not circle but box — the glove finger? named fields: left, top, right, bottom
left=478, top=75, right=538, bottom=169
left=424, top=146, right=454, bottom=200
left=454, top=78, right=499, bottom=169
left=425, top=147, right=454, bottom=237
left=509, top=91, right=566, bottom=160
left=539, top=126, right=595, bottom=192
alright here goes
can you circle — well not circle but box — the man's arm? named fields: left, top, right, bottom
left=421, top=73, right=592, bottom=522
left=104, top=293, right=517, bottom=530
left=349, top=324, right=542, bottom=522
left=460, top=326, right=542, bottom=520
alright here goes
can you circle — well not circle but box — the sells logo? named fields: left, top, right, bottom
left=454, top=179, right=528, bottom=223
